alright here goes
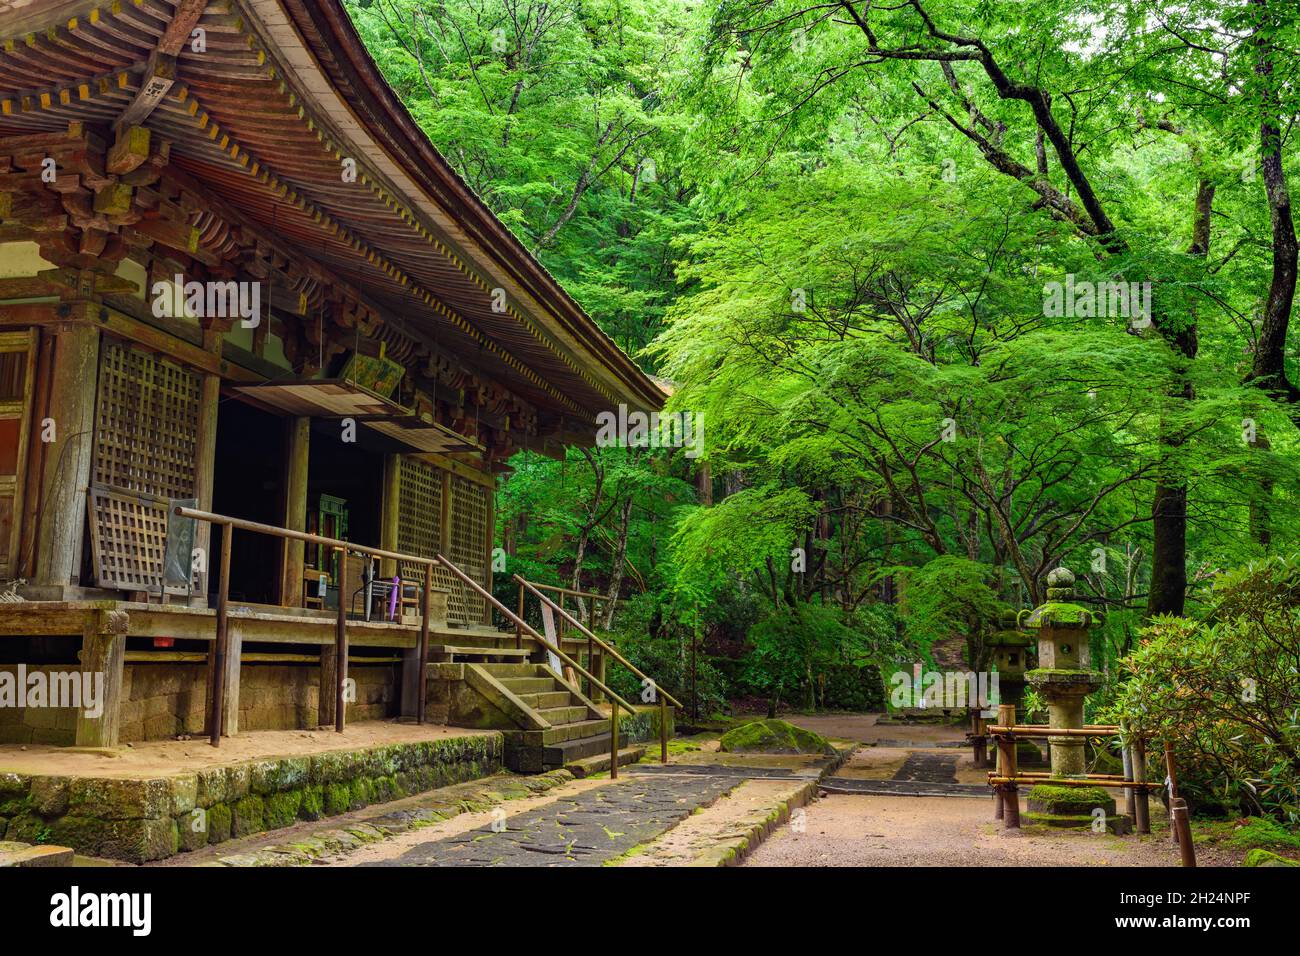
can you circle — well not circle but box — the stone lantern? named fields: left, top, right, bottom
left=986, top=614, right=1043, bottom=766
left=986, top=612, right=1034, bottom=715
left=1019, top=568, right=1103, bottom=776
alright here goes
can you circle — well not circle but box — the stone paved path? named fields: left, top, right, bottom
left=818, top=778, right=990, bottom=797
left=892, top=752, right=959, bottom=784
left=360, top=774, right=737, bottom=866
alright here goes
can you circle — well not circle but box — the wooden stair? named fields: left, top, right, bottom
left=458, top=663, right=644, bottom=773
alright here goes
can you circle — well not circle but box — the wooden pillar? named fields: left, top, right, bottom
left=319, top=644, right=337, bottom=728
left=400, top=644, right=421, bottom=719
left=220, top=624, right=242, bottom=737
left=1133, top=737, right=1151, bottom=834
left=482, top=480, right=495, bottom=625
left=18, top=328, right=54, bottom=580
left=34, top=323, right=100, bottom=589
left=998, top=703, right=1019, bottom=828
left=379, top=454, right=401, bottom=580
left=75, top=610, right=126, bottom=747
left=440, top=468, right=453, bottom=615
left=190, top=330, right=222, bottom=602
left=280, top=416, right=310, bottom=606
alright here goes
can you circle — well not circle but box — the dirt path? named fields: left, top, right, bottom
left=743, top=793, right=1240, bottom=867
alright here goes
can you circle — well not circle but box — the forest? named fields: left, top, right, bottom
left=346, top=0, right=1300, bottom=822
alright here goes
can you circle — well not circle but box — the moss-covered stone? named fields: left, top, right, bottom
left=169, top=775, right=198, bottom=816
left=2, top=733, right=505, bottom=862
left=206, top=803, right=232, bottom=844
left=324, top=782, right=351, bottom=816
left=0, top=772, right=30, bottom=800
left=29, top=776, right=69, bottom=817
left=67, top=777, right=171, bottom=820
left=176, top=810, right=209, bottom=853
left=349, top=777, right=375, bottom=811
left=1020, top=601, right=1098, bottom=628
left=1027, top=783, right=1116, bottom=816
left=300, top=785, right=325, bottom=821
left=1024, top=811, right=1130, bottom=834
left=263, top=791, right=302, bottom=830
left=719, top=719, right=834, bottom=756
left=1243, top=848, right=1300, bottom=867
left=231, top=795, right=264, bottom=838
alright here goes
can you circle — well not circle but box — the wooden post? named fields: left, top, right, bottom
left=417, top=562, right=431, bottom=725
left=610, top=704, right=619, bottom=780
left=378, top=454, right=401, bottom=581
left=34, top=323, right=99, bottom=590
left=334, top=546, right=347, bottom=733
left=998, top=703, right=1019, bottom=828
left=208, top=522, right=232, bottom=747
left=516, top=582, right=524, bottom=651
left=483, top=481, right=495, bottom=626
left=279, top=416, right=309, bottom=606
left=74, top=611, right=126, bottom=747
left=319, top=645, right=337, bottom=728
left=18, top=328, right=54, bottom=581
left=190, top=328, right=223, bottom=602
left=1121, top=724, right=1136, bottom=823
left=221, top=624, right=241, bottom=737
left=660, top=693, right=668, bottom=764
left=1170, top=797, right=1196, bottom=867
left=439, top=469, right=452, bottom=615
left=1133, top=736, right=1151, bottom=834
left=1164, top=740, right=1180, bottom=845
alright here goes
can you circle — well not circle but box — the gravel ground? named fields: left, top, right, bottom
left=743, top=793, right=1241, bottom=867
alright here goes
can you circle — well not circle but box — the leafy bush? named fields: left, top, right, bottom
left=602, top=592, right=729, bottom=719
left=1107, top=555, right=1300, bottom=821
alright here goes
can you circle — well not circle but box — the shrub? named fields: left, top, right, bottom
left=1107, top=555, right=1300, bottom=822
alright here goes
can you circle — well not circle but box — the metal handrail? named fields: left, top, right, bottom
left=514, top=574, right=682, bottom=710
left=173, top=506, right=436, bottom=747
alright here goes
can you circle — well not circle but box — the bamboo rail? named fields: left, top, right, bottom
left=987, top=716, right=1194, bottom=863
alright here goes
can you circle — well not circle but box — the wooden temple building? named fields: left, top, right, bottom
left=0, top=0, right=662, bottom=757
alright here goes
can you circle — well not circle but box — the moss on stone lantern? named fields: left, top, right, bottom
left=1019, top=567, right=1104, bottom=777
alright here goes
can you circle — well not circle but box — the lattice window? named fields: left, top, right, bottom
left=396, top=456, right=466, bottom=625
left=88, top=341, right=201, bottom=592
left=86, top=486, right=171, bottom=592
left=449, top=475, right=489, bottom=625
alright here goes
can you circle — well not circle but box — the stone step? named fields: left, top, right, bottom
left=543, top=731, right=623, bottom=767
left=430, top=645, right=532, bottom=662
left=536, top=705, right=589, bottom=726
left=517, top=690, right=573, bottom=710
left=542, top=718, right=609, bottom=746
left=565, top=745, right=647, bottom=778
left=479, top=663, right=546, bottom=678
left=498, top=676, right=558, bottom=696
left=0, top=841, right=75, bottom=867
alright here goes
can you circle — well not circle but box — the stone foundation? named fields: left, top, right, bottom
left=0, top=662, right=398, bottom=745
left=0, top=732, right=502, bottom=863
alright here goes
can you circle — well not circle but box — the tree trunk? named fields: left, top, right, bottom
left=603, top=494, right=634, bottom=629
